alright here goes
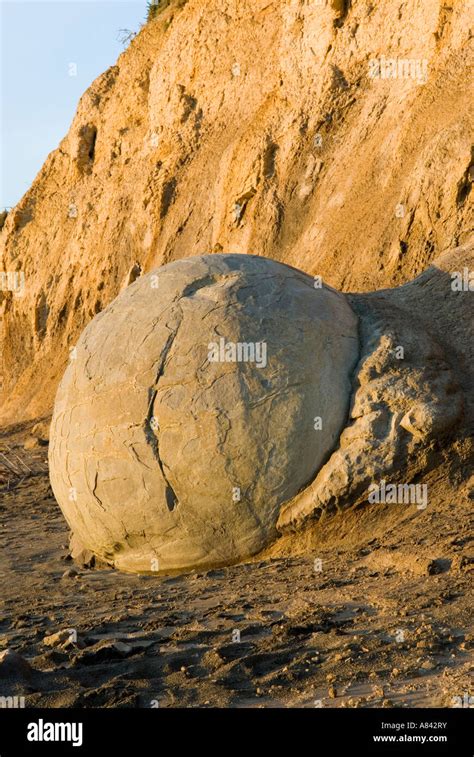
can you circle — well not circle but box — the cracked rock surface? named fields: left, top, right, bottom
left=278, top=243, right=472, bottom=532
left=49, top=254, right=359, bottom=573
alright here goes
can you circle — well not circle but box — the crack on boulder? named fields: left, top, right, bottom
left=181, top=274, right=217, bottom=298
left=92, top=471, right=106, bottom=511
left=144, top=313, right=183, bottom=512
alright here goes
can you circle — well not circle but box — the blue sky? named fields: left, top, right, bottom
left=0, top=0, right=146, bottom=208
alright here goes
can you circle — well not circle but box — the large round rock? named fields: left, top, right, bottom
left=49, top=255, right=358, bottom=572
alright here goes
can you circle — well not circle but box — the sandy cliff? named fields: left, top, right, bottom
left=0, top=0, right=473, bottom=422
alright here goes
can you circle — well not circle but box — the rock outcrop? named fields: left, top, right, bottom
left=49, top=245, right=473, bottom=573
left=278, top=244, right=473, bottom=531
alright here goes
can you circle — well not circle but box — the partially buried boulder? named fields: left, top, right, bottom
left=49, top=254, right=359, bottom=573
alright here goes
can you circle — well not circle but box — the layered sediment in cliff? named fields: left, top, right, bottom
left=0, top=0, right=472, bottom=422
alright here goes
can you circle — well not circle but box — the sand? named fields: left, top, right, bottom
left=1, top=420, right=472, bottom=708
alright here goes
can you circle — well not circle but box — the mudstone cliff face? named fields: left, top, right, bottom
left=0, top=0, right=473, bottom=424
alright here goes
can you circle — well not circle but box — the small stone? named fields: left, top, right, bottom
left=12, top=619, right=28, bottom=629
left=112, top=641, right=133, bottom=654
left=31, top=421, right=50, bottom=444
left=74, top=640, right=132, bottom=664
left=43, top=630, right=77, bottom=648
left=0, top=649, right=33, bottom=679
left=62, top=568, right=79, bottom=579
left=420, top=659, right=436, bottom=671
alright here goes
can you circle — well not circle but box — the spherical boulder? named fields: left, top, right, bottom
left=49, top=254, right=358, bottom=573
